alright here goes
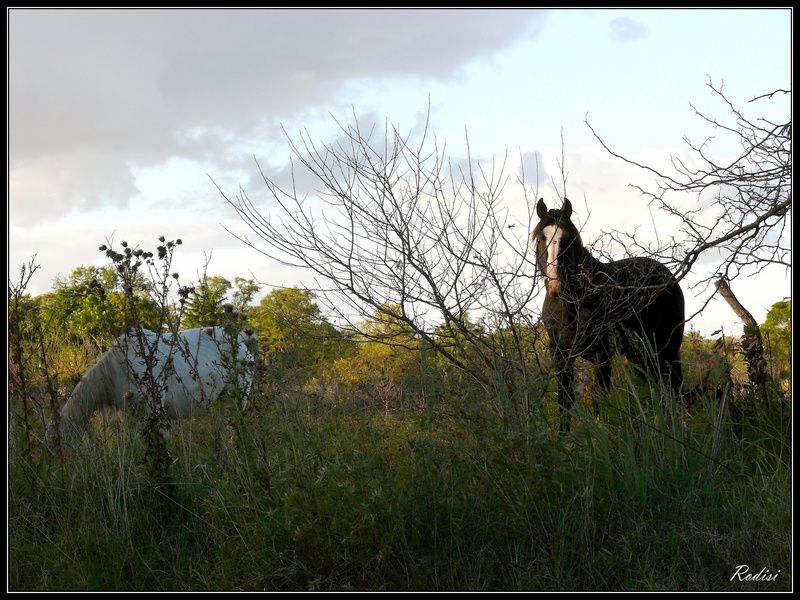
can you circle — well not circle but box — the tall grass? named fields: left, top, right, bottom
left=8, top=370, right=791, bottom=591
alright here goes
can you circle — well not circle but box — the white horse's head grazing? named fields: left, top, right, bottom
left=49, top=326, right=260, bottom=446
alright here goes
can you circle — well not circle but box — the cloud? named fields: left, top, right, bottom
left=608, top=17, right=648, bottom=43
left=9, top=9, right=547, bottom=223
left=9, top=218, right=265, bottom=297
left=517, top=149, right=549, bottom=190
left=10, top=151, right=139, bottom=225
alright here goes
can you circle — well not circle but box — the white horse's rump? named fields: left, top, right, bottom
left=50, top=327, right=258, bottom=443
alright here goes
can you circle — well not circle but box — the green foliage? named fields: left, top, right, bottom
left=8, top=292, right=41, bottom=341
left=761, top=300, right=790, bottom=385
left=681, top=331, right=725, bottom=389
left=248, top=287, right=348, bottom=382
left=182, top=275, right=232, bottom=328
left=231, top=277, right=260, bottom=316
left=183, top=276, right=261, bottom=328
left=359, top=303, right=418, bottom=339
left=431, top=312, right=485, bottom=373
left=42, top=265, right=160, bottom=347
left=8, top=264, right=162, bottom=393
left=329, top=305, right=431, bottom=412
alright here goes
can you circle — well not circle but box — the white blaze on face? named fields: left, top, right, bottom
left=542, top=224, right=564, bottom=296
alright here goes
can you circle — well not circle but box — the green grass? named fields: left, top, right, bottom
left=8, top=383, right=791, bottom=591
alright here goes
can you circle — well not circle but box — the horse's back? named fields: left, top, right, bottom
left=116, top=327, right=253, bottom=416
left=611, top=256, right=679, bottom=286
left=610, top=257, right=684, bottom=359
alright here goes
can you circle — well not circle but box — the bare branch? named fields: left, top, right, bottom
left=218, top=110, right=549, bottom=413
left=587, top=79, right=790, bottom=302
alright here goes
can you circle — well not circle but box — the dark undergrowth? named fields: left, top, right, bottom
left=9, top=377, right=791, bottom=591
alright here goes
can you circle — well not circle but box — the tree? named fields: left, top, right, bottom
left=761, top=299, right=790, bottom=389
left=248, top=287, right=347, bottom=381
left=329, top=304, right=430, bottom=414
left=182, top=275, right=260, bottom=328
left=42, top=265, right=159, bottom=348
left=231, top=277, right=260, bottom=316
left=587, top=79, right=790, bottom=308
left=182, top=275, right=232, bottom=328
left=218, top=110, right=548, bottom=417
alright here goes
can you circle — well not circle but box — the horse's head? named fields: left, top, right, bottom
left=531, top=198, right=582, bottom=297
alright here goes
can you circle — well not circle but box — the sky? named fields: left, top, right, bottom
left=8, top=8, right=792, bottom=336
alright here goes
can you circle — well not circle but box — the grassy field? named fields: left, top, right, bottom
left=8, top=375, right=791, bottom=592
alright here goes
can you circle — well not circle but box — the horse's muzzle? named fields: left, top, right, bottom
left=546, top=278, right=561, bottom=296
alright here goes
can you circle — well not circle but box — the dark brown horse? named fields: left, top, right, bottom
left=532, top=198, right=684, bottom=431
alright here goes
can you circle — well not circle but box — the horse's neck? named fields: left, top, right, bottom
left=579, top=246, right=604, bottom=271
left=60, top=347, right=122, bottom=437
left=574, top=245, right=605, bottom=274
left=561, top=245, right=612, bottom=304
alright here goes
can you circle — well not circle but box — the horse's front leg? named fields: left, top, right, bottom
left=553, top=345, right=576, bottom=433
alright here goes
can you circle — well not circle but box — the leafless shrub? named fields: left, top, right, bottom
left=217, top=109, right=552, bottom=421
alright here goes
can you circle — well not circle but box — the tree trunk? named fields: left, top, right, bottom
left=715, top=278, right=768, bottom=389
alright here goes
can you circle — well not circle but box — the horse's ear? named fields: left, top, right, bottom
left=562, top=198, right=572, bottom=220
left=536, top=198, right=548, bottom=219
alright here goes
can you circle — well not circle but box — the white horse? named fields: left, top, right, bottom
left=49, top=326, right=258, bottom=444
